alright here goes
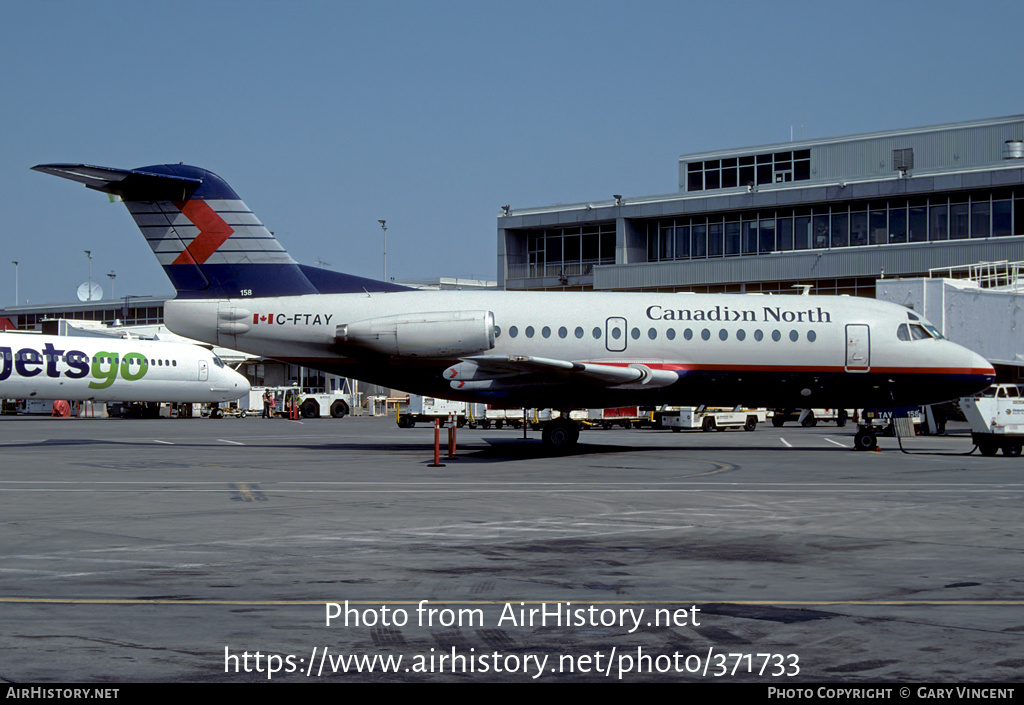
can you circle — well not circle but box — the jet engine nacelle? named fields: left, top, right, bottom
left=337, top=310, right=495, bottom=358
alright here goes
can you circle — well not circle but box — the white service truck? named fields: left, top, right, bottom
left=247, top=386, right=350, bottom=419
left=396, top=395, right=480, bottom=428
left=960, top=383, right=1024, bottom=457
left=660, top=406, right=763, bottom=432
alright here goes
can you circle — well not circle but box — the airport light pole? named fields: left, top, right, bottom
left=84, top=250, right=93, bottom=301
left=378, top=219, right=387, bottom=281
left=11, top=261, right=17, bottom=306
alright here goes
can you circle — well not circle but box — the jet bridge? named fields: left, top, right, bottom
left=877, top=261, right=1024, bottom=375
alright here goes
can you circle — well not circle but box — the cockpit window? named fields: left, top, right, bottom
left=898, top=322, right=943, bottom=341
left=909, top=324, right=931, bottom=340
left=212, top=355, right=225, bottom=368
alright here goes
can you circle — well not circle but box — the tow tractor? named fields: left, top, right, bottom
left=960, top=383, right=1024, bottom=457
left=853, top=407, right=921, bottom=451
left=660, top=406, right=762, bottom=432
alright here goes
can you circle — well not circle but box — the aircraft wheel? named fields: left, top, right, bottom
left=542, top=419, right=580, bottom=451
left=744, top=417, right=757, bottom=432
left=854, top=429, right=876, bottom=451
left=330, top=400, right=349, bottom=419
left=1003, top=443, right=1022, bottom=457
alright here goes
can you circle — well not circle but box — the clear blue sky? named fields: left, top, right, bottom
left=2, top=0, right=1021, bottom=307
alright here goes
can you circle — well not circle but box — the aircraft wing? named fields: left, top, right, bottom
left=444, top=354, right=678, bottom=391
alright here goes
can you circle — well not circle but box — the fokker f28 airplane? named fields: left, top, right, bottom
left=0, top=331, right=250, bottom=413
left=34, top=163, right=994, bottom=448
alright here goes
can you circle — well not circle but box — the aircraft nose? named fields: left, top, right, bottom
left=963, top=348, right=995, bottom=395
left=234, top=371, right=251, bottom=397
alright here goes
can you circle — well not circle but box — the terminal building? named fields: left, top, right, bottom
left=497, top=114, right=1024, bottom=297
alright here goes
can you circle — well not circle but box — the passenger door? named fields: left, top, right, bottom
left=605, top=317, right=627, bottom=353
left=845, top=324, right=870, bottom=372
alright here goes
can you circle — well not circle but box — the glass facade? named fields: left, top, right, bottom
left=646, top=188, right=1024, bottom=263
left=5, top=304, right=165, bottom=331
left=686, top=149, right=811, bottom=192
left=526, top=223, right=616, bottom=278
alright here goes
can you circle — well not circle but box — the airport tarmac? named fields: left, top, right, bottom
left=1, top=414, right=1022, bottom=683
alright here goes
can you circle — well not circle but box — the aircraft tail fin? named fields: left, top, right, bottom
left=32, top=163, right=409, bottom=298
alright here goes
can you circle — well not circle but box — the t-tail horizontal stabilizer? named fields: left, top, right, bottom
left=33, top=163, right=411, bottom=299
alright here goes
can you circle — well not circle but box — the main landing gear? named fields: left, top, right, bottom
left=541, top=417, right=581, bottom=451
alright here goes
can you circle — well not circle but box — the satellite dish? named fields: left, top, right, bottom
left=77, top=281, right=103, bottom=302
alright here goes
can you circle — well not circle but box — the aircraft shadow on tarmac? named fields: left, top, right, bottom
left=293, top=436, right=862, bottom=463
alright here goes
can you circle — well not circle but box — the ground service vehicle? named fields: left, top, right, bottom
left=961, top=384, right=1024, bottom=457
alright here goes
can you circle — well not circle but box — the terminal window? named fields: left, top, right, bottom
left=687, top=150, right=810, bottom=192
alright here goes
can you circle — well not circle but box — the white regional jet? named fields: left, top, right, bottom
left=0, top=331, right=250, bottom=413
left=34, top=163, right=995, bottom=448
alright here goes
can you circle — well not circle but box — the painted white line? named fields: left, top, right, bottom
left=153, top=440, right=174, bottom=445
left=780, top=437, right=792, bottom=448
left=218, top=439, right=245, bottom=446
left=824, top=437, right=848, bottom=448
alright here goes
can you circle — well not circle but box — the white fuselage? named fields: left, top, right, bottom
left=165, top=290, right=993, bottom=410
left=0, top=332, right=250, bottom=403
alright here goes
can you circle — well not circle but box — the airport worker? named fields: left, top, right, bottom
left=263, top=389, right=274, bottom=418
